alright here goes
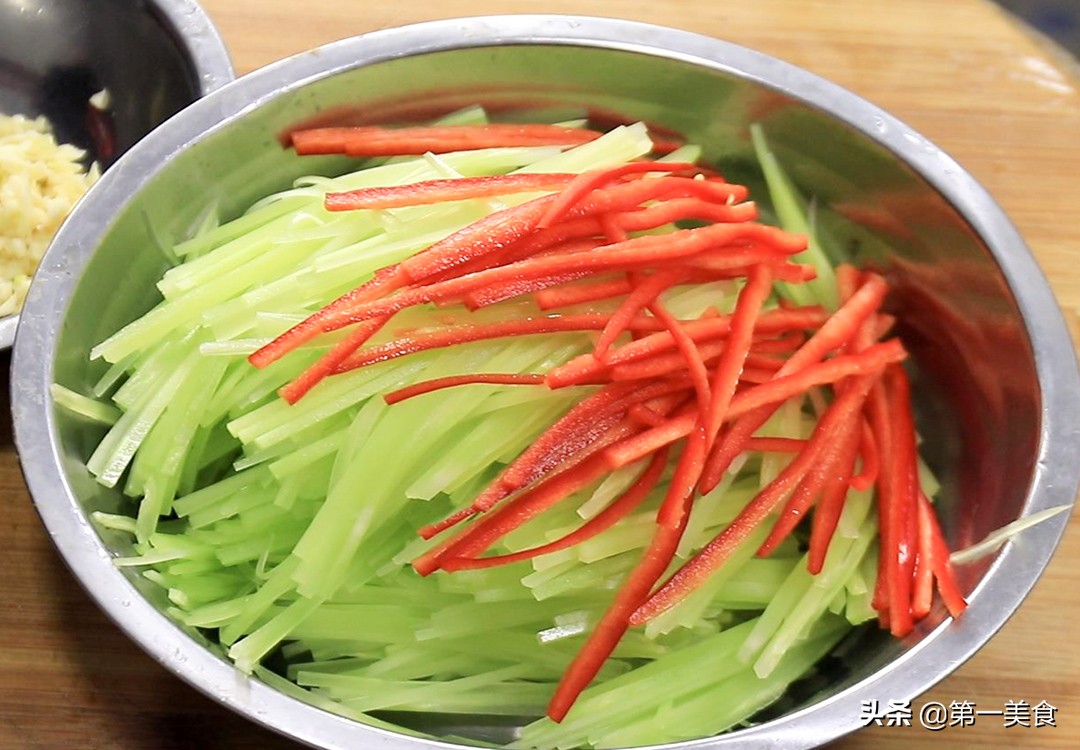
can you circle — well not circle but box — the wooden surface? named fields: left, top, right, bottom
left=2, top=0, right=1079, bottom=747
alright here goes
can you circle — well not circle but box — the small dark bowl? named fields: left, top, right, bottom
left=0, top=0, right=235, bottom=348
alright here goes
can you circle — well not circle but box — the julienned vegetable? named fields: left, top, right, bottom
left=71, top=113, right=964, bottom=748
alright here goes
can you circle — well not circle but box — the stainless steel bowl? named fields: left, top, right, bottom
left=11, top=15, right=1080, bottom=750
left=0, top=0, right=235, bottom=348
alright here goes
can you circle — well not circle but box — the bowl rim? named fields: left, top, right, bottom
left=11, top=14, right=1080, bottom=750
left=0, top=0, right=235, bottom=350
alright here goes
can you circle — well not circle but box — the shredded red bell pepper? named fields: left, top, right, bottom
left=266, top=127, right=967, bottom=722
left=290, top=123, right=604, bottom=156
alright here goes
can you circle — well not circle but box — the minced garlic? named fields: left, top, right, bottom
left=0, top=114, right=99, bottom=317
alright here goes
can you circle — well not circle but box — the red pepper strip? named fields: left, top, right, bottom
left=653, top=413, right=712, bottom=533
left=537, top=161, right=698, bottom=228
left=287, top=126, right=360, bottom=154
left=291, top=124, right=604, bottom=155
left=550, top=175, right=748, bottom=219
left=382, top=373, right=545, bottom=405
left=418, top=383, right=690, bottom=542
left=885, top=363, right=918, bottom=638
left=546, top=307, right=827, bottom=388
left=630, top=374, right=878, bottom=624
left=321, top=172, right=578, bottom=211
left=419, top=384, right=649, bottom=539
left=593, top=260, right=811, bottom=286
left=739, top=366, right=784, bottom=384
left=746, top=437, right=808, bottom=453
left=629, top=402, right=674, bottom=427
left=604, top=340, right=907, bottom=470
left=648, top=299, right=712, bottom=427
left=871, top=313, right=897, bottom=342
left=911, top=497, right=935, bottom=621
left=548, top=523, right=684, bottom=721
left=320, top=224, right=808, bottom=332
left=324, top=173, right=578, bottom=211
left=248, top=264, right=408, bottom=369
left=773, top=270, right=889, bottom=368
left=849, top=419, right=879, bottom=491
left=806, top=423, right=862, bottom=575
left=704, top=265, right=774, bottom=442
left=835, top=263, right=862, bottom=302
left=918, top=489, right=968, bottom=618
left=396, top=192, right=557, bottom=283
left=412, top=231, right=582, bottom=287
left=607, top=342, right=785, bottom=383
left=742, top=352, right=787, bottom=371
left=440, top=447, right=669, bottom=571
left=278, top=316, right=392, bottom=404
left=757, top=261, right=817, bottom=285
left=501, top=377, right=693, bottom=495
left=442, top=236, right=612, bottom=298
left=440, top=225, right=626, bottom=300
left=595, top=271, right=684, bottom=362
left=628, top=391, right=695, bottom=427
left=697, top=273, right=889, bottom=492
left=332, top=313, right=666, bottom=375
left=342, top=134, right=604, bottom=157
left=596, top=269, right=686, bottom=365
left=834, top=273, right=882, bottom=487
left=765, top=405, right=862, bottom=562
left=628, top=405, right=664, bottom=427
left=487, top=382, right=640, bottom=494
left=492, top=197, right=759, bottom=274
left=548, top=426, right=707, bottom=722
left=599, top=213, right=629, bottom=244
left=752, top=330, right=807, bottom=354
left=399, top=178, right=751, bottom=285
left=413, top=452, right=614, bottom=576
left=534, top=277, right=634, bottom=310
left=866, top=381, right=893, bottom=621
left=422, top=432, right=621, bottom=540
left=419, top=506, right=480, bottom=541
left=461, top=270, right=595, bottom=310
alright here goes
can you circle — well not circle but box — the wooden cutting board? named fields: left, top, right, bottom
left=1, top=0, right=1077, bottom=747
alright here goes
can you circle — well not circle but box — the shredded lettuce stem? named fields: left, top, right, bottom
left=64, top=114, right=953, bottom=749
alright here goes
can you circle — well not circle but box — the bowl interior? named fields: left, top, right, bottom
left=38, top=36, right=1045, bottom=747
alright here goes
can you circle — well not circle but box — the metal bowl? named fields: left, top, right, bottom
left=11, top=15, right=1080, bottom=750
left=0, top=0, right=235, bottom=348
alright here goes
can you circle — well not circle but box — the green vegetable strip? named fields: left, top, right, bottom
left=405, top=397, right=575, bottom=501
left=752, top=499, right=875, bottom=677
left=643, top=519, right=772, bottom=640
left=74, top=115, right=905, bottom=749
left=229, top=596, right=324, bottom=672
left=50, top=383, right=121, bottom=426
left=513, top=617, right=761, bottom=748
left=230, top=360, right=426, bottom=450
left=129, top=355, right=230, bottom=536
left=738, top=490, right=874, bottom=673
left=173, top=195, right=306, bottom=260
left=253, top=664, right=435, bottom=737
left=86, top=332, right=204, bottom=487
left=593, top=616, right=848, bottom=747
left=91, top=352, right=139, bottom=398
left=110, top=328, right=195, bottom=410
left=165, top=146, right=559, bottom=292
left=750, top=123, right=839, bottom=310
